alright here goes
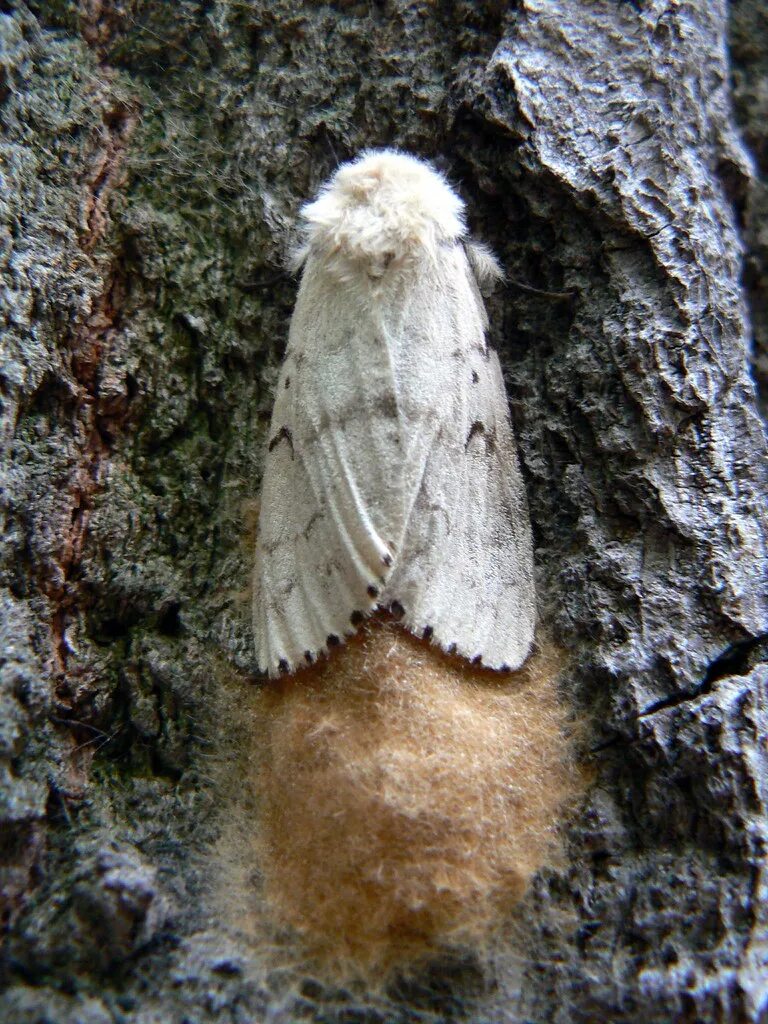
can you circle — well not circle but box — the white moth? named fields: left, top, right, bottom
left=253, top=149, right=535, bottom=677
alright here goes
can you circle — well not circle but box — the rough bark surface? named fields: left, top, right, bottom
left=731, top=0, right=768, bottom=408
left=0, top=1, right=766, bottom=1022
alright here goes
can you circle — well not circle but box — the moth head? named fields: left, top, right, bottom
left=297, top=149, right=467, bottom=281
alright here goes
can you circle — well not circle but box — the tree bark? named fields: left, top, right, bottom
left=1, top=1, right=766, bottom=1022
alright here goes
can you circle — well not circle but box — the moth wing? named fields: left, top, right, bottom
left=253, top=262, right=406, bottom=676
left=255, top=244, right=534, bottom=676
left=381, top=247, right=536, bottom=670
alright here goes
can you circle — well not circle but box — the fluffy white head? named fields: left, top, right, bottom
left=296, top=149, right=467, bottom=281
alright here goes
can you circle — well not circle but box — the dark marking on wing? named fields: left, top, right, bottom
left=268, top=425, right=294, bottom=458
left=367, top=585, right=379, bottom=598
left=303, top=510, right=324, bottom=539
left=390, top=600, right=404, bottom=619
left=377, top=393, right=399, bottom=420
left=327, top=633, right=341, bottom=647
left=313, top=394, right=398, bottom=434
left=465, top=420, right=485, bottom=448
left=423, top=625, right=433, bottom=641
left=382, top=552, right=393, bottom=568
left=465, top=420, right=497, bottom=454
left=471, top=654, right=482, bottom=665
left=499, top=663, right=511, bottom=673
left=350, top=610, right=364, bottom=626
left=471, top=370, right=479, bottom=384
left=278, top=658, right=289, bottom=674
left=284, top=376, right=291, bottom=389
left=446, top=643, right=457, bottom=655
left=304, top=651, right=314, bottom=664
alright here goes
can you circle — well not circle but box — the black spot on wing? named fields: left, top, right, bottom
left=471, top=370, right=479, bottom=384
left=278, top=658, right=289, bottom=674
left=268, top=425, right=294, bottom=458
left=465, top=420, right=497, bottom=454
left=367, top=585, right=379, bottom=598
left=350, top=610, right=364, bottom=626
left=304, top=651, right=314, bottom=664
left=284, top=376, right=291, bottom=389
left=423, top=625, right=433, bottom=641
left=327, top=634, right=341, bottom=647
left=390, top=600, right=404, bottom=619
left=303, top=510, right=324, bottom=540
left=382, top=553, right=393, bottom=568
left=465, top=420, right=485, bottom=448
left=378, top=393, right=398, bottom=419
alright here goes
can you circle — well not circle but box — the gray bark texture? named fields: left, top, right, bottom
left=1, top=1, right=767, bottom=1021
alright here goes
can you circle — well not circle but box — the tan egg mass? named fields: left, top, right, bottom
left=247, top=615, right=578, bottom=980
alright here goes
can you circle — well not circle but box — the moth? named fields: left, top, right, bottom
left=253, top=149, right=535, bottom=677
